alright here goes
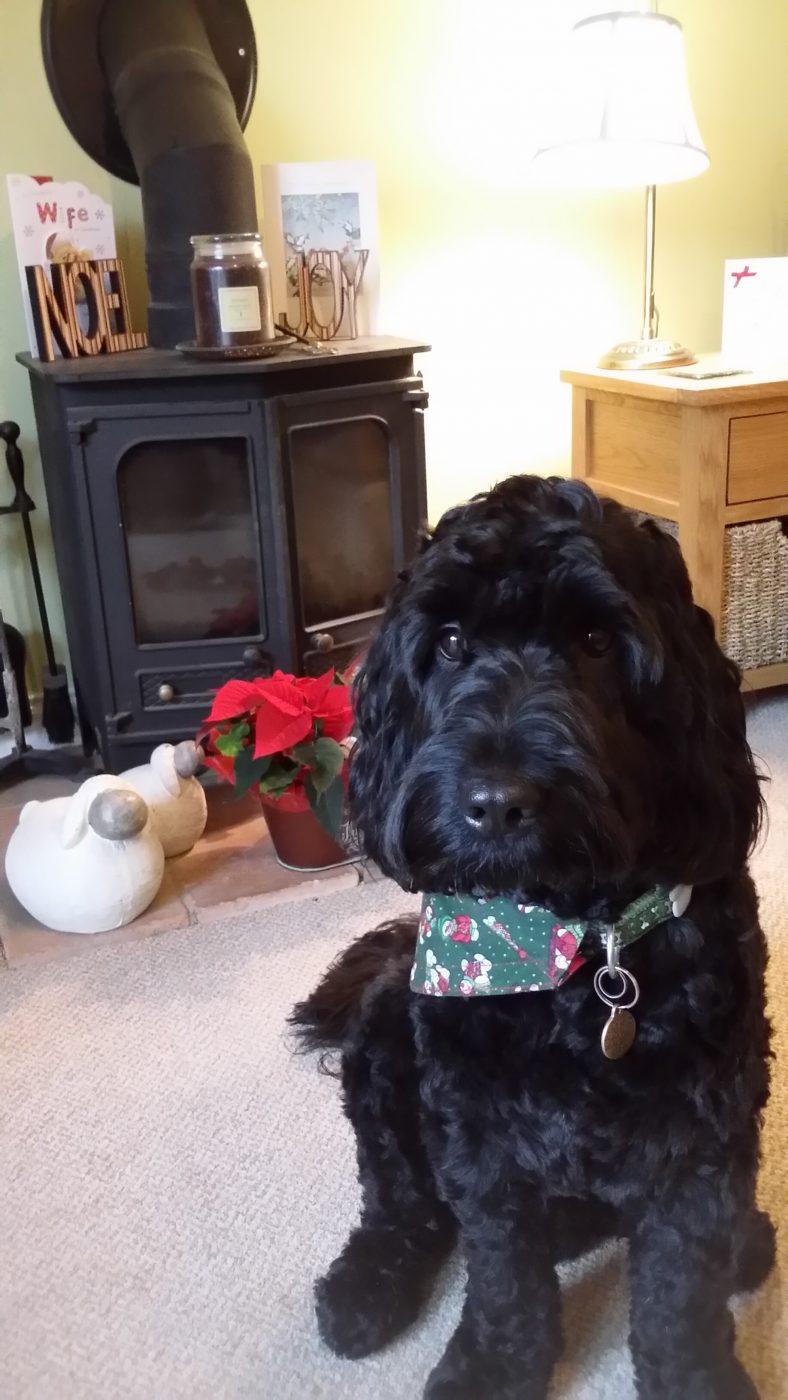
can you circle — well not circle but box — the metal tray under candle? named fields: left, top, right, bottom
left=176, top=336, right=297, bottom=361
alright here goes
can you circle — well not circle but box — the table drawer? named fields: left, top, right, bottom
left=585, top=396, right=680, bottom=502
left=728, top=411, right=788, bottom=503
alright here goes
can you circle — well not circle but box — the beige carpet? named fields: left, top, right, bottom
left=0, top=693, right=785, bottom=1400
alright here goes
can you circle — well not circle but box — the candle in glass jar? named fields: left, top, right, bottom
left=190, top=232, right=276, bottom=348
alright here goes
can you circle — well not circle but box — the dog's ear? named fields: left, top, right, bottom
left=637, top=521, right=763, bottom=881
left=349, top=577, right=422, bottom=883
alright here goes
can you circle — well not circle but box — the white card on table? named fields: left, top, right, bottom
left=722, top=257, right=788, bottom=366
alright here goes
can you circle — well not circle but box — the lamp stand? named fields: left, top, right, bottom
left=599, top=185, right=696, bottom=370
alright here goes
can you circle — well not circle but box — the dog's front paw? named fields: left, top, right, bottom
left=316, top=1222, right=451, bottom=1359
left=720, top=1359, right=761, bottom=1400
left=424, top=1329, right=551, bottom=1400
left=635, top=1355, right=759, bottom=1400
left=423, top=1342, right=485, bottom=1400
left=732, top=1208, right=776, bottom=1295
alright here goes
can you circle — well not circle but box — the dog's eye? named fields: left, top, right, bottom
left=582, top=628, right=613, bottom=657
left=438, top=625, right=464, bottom=662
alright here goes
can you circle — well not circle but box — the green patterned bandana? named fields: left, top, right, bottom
left=411, top=886, right=685, bottom=998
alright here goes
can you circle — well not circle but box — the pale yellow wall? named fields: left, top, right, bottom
left=1, top=0, right=786, bottom=691
left=247, top=0, right=788, bottom=519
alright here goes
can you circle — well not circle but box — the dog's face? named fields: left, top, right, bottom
left=350, top=476, right=761, bottom=911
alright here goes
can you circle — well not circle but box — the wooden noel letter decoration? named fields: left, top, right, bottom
left=26, top=264, right=76, bottom=359
left=26, top=259, right=148, bottom=363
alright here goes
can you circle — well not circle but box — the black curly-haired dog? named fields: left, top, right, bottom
left=292, top=475, right=774, bottom=1399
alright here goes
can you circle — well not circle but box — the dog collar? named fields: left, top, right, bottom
left=410, top=885, right=692, bottom=998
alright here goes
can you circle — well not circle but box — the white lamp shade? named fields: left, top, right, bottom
left=533, top=11, right=709, bottom=188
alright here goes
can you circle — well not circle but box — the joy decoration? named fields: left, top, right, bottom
left=25, top=257, right=148, bottom=362
left=280, top=247, right=369, bottom=341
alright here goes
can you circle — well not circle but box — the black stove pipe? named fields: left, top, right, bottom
left=99, top=0, right=258, bottom=348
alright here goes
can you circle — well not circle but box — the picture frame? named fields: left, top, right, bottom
left=261, top=160, right=380, bottom=339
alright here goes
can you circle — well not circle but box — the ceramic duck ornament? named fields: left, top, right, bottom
left=121, top=741, right=207, bottom=858
left=4, top=774, right=165, bottom=933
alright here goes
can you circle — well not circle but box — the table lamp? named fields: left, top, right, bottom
left=532, top=7, right=709, bottom=369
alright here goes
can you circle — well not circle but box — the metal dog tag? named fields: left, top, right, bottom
left=594, top=933, right=640, bottom=1060
left=600, top=1007, right=637, bottom=1060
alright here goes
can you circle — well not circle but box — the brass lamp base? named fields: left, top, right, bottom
left=599, top=337, right=696, bottom=371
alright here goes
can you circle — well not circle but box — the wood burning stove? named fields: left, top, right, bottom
left=31, top=3, right=429, bottom=773
left=18, top=338, right=429, bottom=771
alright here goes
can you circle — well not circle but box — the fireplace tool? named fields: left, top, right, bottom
left=0, top=421, right=75, bottom=744
left=0, top=610, right=26, bottom=771
left=0, top=607, right=89, bottom=786
left=0, top=620, right=32, bottom=728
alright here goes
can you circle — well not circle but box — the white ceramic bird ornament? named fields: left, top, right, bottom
left=121, top=740, right=207, bottom=858
left=4, top=774, right=165, bottom=933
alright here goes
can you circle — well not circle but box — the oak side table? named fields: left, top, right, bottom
left=562, top=365, right=788, bottom=691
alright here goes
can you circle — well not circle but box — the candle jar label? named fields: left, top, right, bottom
left=218, top=285, right=262, bottom=334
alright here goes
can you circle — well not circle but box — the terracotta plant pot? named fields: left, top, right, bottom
left=261, top=794, right=348, bottom=871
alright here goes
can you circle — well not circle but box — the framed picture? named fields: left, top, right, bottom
left=261, top=161, right=379, bottom=338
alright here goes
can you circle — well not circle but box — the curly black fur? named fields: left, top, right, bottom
left=291, top=475, right=773, bottom=1399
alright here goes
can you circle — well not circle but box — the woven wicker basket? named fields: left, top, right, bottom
left=721, top=519, right=788, bottom=670
left=653, top=516, right=788, bottom=670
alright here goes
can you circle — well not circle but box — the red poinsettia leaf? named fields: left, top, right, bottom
left=295, top=670, right=335, bottom=710
left=205, top=679, right=267, bottom=724
left=202, top=748, right=236, bottom=784
left=253, top=701, right=313, bottom=758
left=252, top=675, right=308, bottom=720
left=315, top=684, right=354, bottom=741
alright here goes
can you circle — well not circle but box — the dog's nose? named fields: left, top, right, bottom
left=463, top=779, right=539, bottom=836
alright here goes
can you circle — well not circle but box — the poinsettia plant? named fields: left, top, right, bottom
left=200, top=670, right=354, bottom=839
